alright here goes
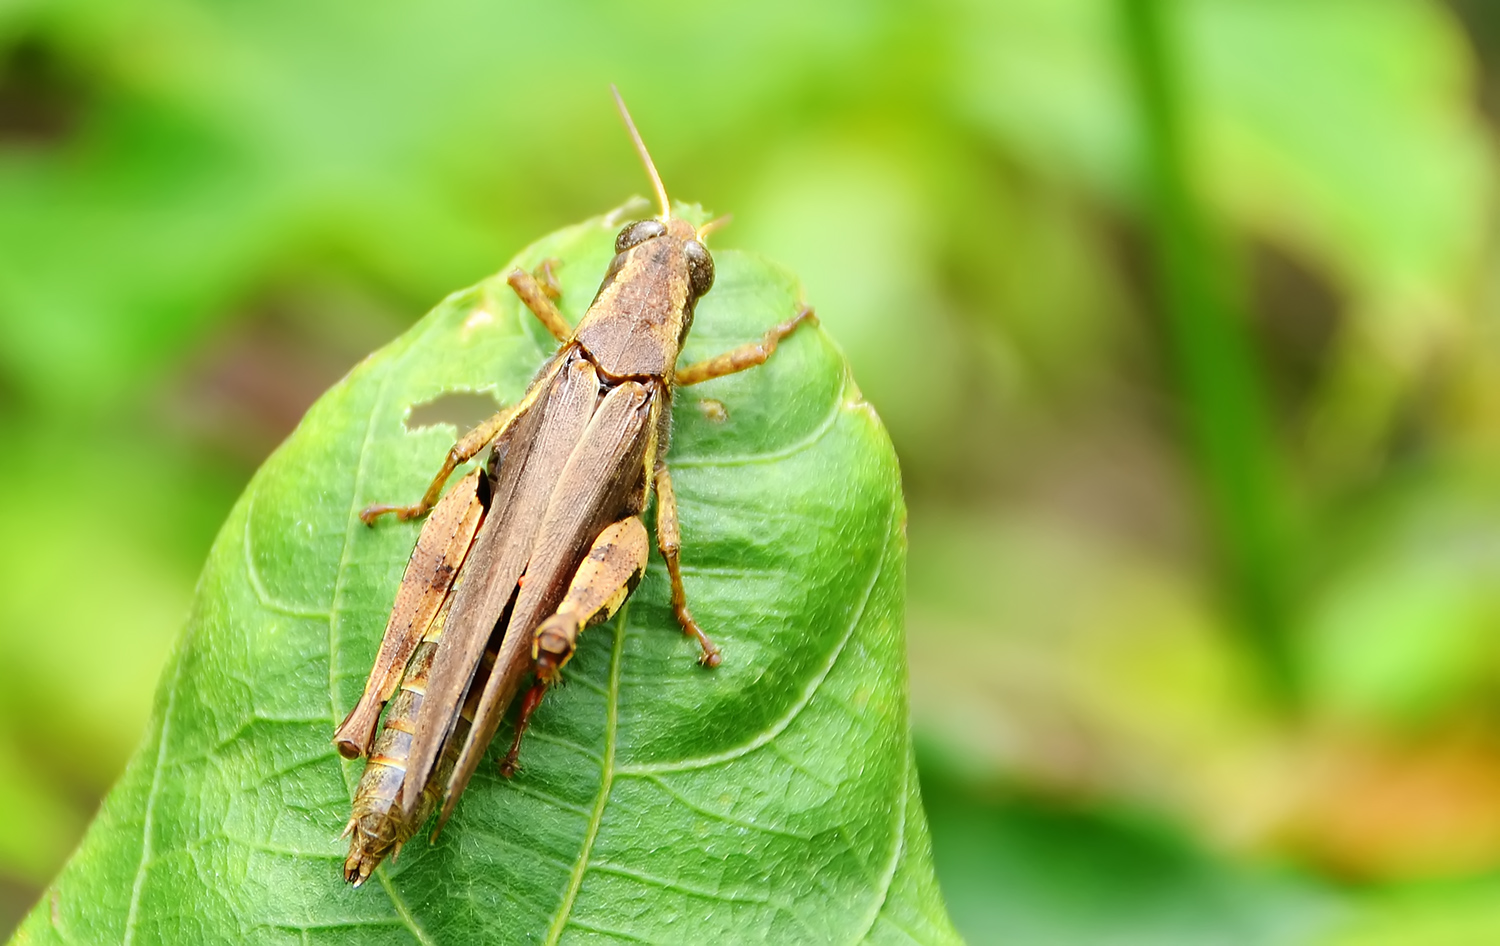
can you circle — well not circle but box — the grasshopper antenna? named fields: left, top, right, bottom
left=611, top=84, right=672, bottom=221
left=697, top=213, right=733, bottom=243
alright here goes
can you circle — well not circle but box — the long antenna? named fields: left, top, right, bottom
left=611, top=85, right=671, bottom=220
left=697, top=213, right=733, bottom=242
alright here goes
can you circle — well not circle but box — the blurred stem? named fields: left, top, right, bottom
left=1119, top=0, right=1298, bottom=709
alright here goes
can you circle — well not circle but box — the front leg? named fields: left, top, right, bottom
left=508, top=261, right=573, bottom=344
left=675, top=306, right=818, bottom=387
left=653, top=463, right=721, bottom=667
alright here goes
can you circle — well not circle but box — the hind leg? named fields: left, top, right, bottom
left=499, top=517, right=649, bottom=775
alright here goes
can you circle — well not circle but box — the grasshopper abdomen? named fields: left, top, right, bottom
left=342, top=595, right=495, bottom=886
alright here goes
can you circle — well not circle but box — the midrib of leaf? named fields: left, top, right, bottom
left=544, top=600, right=628, bottom=945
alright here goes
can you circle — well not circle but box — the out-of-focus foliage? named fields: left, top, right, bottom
left=2, top=0, right=1499, bottom=941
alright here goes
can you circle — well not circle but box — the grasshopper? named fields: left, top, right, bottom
left=332, top=89, right=817, bottom=885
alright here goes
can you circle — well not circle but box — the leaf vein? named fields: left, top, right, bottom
left=878, top=916, right=926, bottom=946
left=526, top=729, right=604, bottom=763
left=327, top=371, right=388, bottom=738
left=233, top=839, right=342, bottom=861
left=768, top=741, right=839, bottom=790
left=635, top=773, right=813, bottom=841
left=560, top=668, right=609, bottom=696
left=586, top=861, right=770, bottom=905
left=258, top=918, right=408, bottom=933
left=668, top=370, right=847, bottom=469
left=320, top=355, right=439, bottom=946
left=242, top=488, right=331, bottom=619
left=121, top=652, right=184, bottom=946
left=558, top=917, right=655, bottom=944
left=848, top=743, right=910, bottom=944
left=615, top=500, right=892, bottom=776
left=376, top=870, right=437, bottom=946
left=466, top=830, right=577, bottom=875
left=501, top=782, right=595, bottom=818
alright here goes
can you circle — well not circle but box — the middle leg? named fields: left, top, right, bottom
left=653, top=463, right=721, bottom=667
left=359, top=405, right=516, bottom=525
left=674, top=305, right=818, bottom=387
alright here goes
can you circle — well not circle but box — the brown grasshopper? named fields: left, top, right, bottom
left=331, top=89, right=817, bottom=885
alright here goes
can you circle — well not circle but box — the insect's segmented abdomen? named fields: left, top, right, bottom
left=342, top=597, right=488, bottom=886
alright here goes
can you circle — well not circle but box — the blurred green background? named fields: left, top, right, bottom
left=3, top=0, right=1500, bottom=941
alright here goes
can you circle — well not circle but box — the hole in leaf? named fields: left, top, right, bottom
left=406, top=390, right=502, bottom=433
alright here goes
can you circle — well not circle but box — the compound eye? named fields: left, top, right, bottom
left=615, top=219, right=667, bottom=254
left=684, top=239, right=715, bottom=297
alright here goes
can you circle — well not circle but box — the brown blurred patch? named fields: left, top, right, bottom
left=1276, top=725, right=1500, bottom=880
left=0, top=875, right=40, bottom=941
left=157, top=278, right=407, bottom=469
left=1248, top=241, right=1342, bottom=414
left=0, top=35, right=89, bottom=147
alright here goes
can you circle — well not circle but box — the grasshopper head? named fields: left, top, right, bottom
left=612, top=216, right=715, bottom=301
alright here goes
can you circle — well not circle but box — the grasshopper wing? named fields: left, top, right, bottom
left=435, top=377, right=656, bottom=829
left=401, top=349, right=602, bottom=814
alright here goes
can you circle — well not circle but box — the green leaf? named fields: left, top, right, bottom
left=12, top=211, right=958, bottom=945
